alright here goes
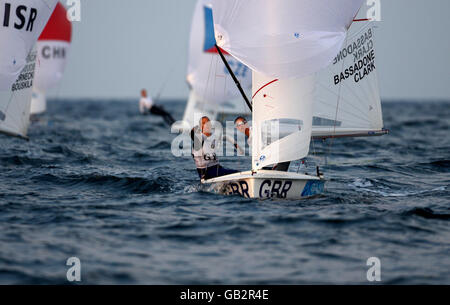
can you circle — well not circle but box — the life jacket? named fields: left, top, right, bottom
left=191, top=127, right=219, bottom=169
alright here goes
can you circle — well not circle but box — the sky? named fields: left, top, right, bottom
left=50, top=0, right=450, bottom=101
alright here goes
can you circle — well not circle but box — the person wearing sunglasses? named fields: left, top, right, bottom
left=234, top=116, right=290, bottom=172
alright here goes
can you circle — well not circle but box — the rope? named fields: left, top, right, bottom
left=326, top=34, right=349, bottom=161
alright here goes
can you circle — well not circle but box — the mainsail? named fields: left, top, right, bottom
left=31, top=2, right=72, bottom=115
left=182, top=0, right=251, bottom=129
left=0, top=0, right=58, bottom=138
left=312, top=21, right=385, bottom=139
left=213, top=0, right=365, bottom=170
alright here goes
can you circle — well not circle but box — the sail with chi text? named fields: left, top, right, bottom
left=31, top=1, right=72, bottom=115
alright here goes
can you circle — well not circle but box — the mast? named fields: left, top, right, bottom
left=215, top=44, right=252, bottom=112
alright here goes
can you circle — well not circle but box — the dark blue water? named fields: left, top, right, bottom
left=0, top=99, right=449, bottom=284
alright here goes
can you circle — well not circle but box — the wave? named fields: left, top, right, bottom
left=403, top=207, right=450, bottom=220
left=349, top=178, right=447, bottom=197
left=31, top=173, right=174, bottom=194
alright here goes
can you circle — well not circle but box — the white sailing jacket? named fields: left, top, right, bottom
left=191, top=128, right=219, bottom=169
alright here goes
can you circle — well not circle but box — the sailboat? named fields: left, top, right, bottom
left=30, top=1, right=72, bottom=115
left=0, top=0, right=58, bottom=139
left=202, top=0, right=383, bottom=199
left=172, top=0, right=251, bottom=132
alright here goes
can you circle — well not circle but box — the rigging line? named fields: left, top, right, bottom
left=333, top=77, right=372, bottom=115
left=340, top=79, right=372, bottom=115
left=215, top=44, right=252, bottom=112
left=315, top=97, right=370, bottom=125
left=155, top=64, right=176, bottom=102
left=327, top=34, right=349, bottom=158
left=212, top=55, right=218, bottom=103
left=316, top=82, right=370, bottom=120
left=200, top=54, right=214, bottom=115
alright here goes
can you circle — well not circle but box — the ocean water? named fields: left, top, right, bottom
left=0, top=99, right=449, bottom=284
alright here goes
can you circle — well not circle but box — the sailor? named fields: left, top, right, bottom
left=139, top=89, right=175, bottom=125
left=191, top=116, right=238, bottom=180
left=234, top=116, right=291, bottom=171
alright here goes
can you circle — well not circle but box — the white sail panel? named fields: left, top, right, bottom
left=31, top=2, right=72, bottom=115
left=219, top=97, right=251, bottom=116
left=312, top=21, right=383, bottom=138
left=33, top=2, right=71, bottom=91
left=252, top=71, right=315, bottom=170
left=0, top=0, right=58, bottom=90
left=175, top=90, right=218, bottom=132
left=0, top=49, right=37, bottom=138
left=34, top=40, right=70, bottom=90
left=213, top=0, right=364, bottom=79
left=187, top=0, right=251, bottom=105
left=30, top=87, right=46, bottom=114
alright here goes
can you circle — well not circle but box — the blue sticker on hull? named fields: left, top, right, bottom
left=301, top=180, right=325, bottom=197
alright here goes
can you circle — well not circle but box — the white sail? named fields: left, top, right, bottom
left=0, top=0, right=58, bottom=90
left=0, top=0, right=58, bottom=138
left=182, top=0, right=251, bottom=129
left=31, top=2, right=72, bottom=115
left=174, top=90, right=218, bottom=132
left=213, top=0, right=365, bottom=79
left=0, top=48, right=37, bottom=138
left=30, top=87, right=46, bottom=114
left=312, top=21, right=385, bottom=138
left=252, top=71, right=315, bottom=170
left=213, top=0, right=365, bottom=170
left=219, top=97, right=251, bottom=116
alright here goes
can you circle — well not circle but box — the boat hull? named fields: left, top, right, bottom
left=202, top=170, right=324, bottom=199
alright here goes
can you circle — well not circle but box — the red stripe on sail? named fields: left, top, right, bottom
left=252, top=79, right=279, bottom=100
left=353, top=18, right=370, bottom=22
left=39, top=3, right=72, bottom=42
left=205, top=46, right=230, bottom=55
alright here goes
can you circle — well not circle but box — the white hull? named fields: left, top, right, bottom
left=202, top=170, right=324, bottom=199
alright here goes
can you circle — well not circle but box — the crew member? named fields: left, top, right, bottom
left=234, top=116, right=290, bottom=171
left=139, top=89, right=175, bottom=125
left=191, top=116, right=238, bottom=180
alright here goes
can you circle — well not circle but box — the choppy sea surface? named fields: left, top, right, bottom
left=0, top=99, right=449, bottom=284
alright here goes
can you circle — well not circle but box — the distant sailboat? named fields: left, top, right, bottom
left=173, top=0, right=251, bottom=132
left=30, top=2, right=72, bottom=115
left=0, top=0, right=58, bottom=138
left=202, top=0, right=373, bottom=199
